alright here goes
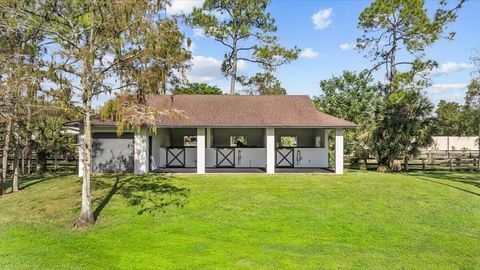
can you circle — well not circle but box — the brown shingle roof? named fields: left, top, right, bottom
left=67, top=95, right=356, bottom=128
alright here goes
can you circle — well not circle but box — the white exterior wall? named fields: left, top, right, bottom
left=423, top=136, right=479, bottom=151
left=293, top=148, right=328, bottom=168
left=335, top=129, right=344, bottom=174
left=134, top=129, right=149, bottom=174
left=197, top=128, right=205, bottom=173
left=235, top=148, right=266, bottom=167
left=266, top=128, right=275, bottom=174
left=205, top=148, right=216, bottom=167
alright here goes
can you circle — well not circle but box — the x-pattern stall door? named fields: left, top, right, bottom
left=166, top=148, right=185, bottom=167
left=216, top=148, right=235, bottom=167
left=276, top=148, right=294, bottom=168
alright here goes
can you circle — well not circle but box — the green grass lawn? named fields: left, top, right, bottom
left=0, top=171, right=479, bottom=269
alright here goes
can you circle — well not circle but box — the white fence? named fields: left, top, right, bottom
left=422, top=136, right=479, bottom=151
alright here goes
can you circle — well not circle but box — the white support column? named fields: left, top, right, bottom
left=78, top=131, right=84, bottom=177
left=197, top=128, right=206, bottom=174
left=335, top=129, right=344, bottom=174
left=134, top=129, right=149, bottom=174
left=266, top=128, right=275, bottom=174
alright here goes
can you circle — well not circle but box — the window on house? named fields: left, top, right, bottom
left=280, top=136, right=297, bottom=147
left=183, top=136, right=197, bottom=147
left=230, top=136, right=247, bottom=147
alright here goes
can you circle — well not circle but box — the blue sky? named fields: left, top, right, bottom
left=167, top=0, right=480, bottom=106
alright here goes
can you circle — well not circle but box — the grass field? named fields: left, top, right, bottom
left=0, top=171, right=479, bottom=269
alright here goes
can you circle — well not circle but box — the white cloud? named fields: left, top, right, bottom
left=193, top=28, right=205, bottom=38
left=166, top=0, right=204, bottom=15
left=425, top=83, right=468, bottom=105
left=311, top=8, right=333, bottom=30
left=339, top=42, right=356, bottom=50
left=299, top=48, right=320, bottom=59
left=427, top=83, right=467, bottom=94
left=429, top=62, right=474, bottom=76
left=187, top=56, right=221, bottom=82
left=237, top=60, right=248, bottom=72
left=187, top=56, right=248, bottom=82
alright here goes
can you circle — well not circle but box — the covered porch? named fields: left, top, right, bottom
left=140, top=127, right=344, bottom=174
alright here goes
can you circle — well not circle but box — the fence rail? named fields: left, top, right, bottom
left=0, top=157, right=77, bottom=173
left=346, top=150, right=480, bottom=171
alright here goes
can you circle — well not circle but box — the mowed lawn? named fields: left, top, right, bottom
left=0, top=172, right=479, bottom=269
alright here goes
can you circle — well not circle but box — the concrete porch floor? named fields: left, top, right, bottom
left=151, top=167, right=333, bottom=174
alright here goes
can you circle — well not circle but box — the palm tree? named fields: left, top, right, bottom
left=373, top=90, right=435, bottom=172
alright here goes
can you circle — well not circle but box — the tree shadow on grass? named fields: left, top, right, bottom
left=92, top=174, right=190, bottom=220
left=19, top=172, right=72, bottom=190
left=413, top=172, right=480, bottom=197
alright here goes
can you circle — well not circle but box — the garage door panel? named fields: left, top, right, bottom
left=92, top=133, right=134, bottom=173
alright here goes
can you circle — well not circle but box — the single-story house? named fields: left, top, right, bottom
left=66, top=95, right=356, bottom=175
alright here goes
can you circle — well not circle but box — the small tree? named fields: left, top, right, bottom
left=314, top=70, right=380, bottom=168
left=239, top=72, right=286, bottom=95
left=435, top=100, right=476, bottom=136
left=173, top=83, right=222, bottom=95
left=372, top=89, right=436, bottom=172
left=189, top=0, right=299, bottom=94
left=30, top=105, right=77, bottom=174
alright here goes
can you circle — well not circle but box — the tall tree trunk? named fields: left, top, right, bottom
left=229, top=61, right=237, bottom=95
left=161, top=64, right=169, bottom=95
left=36, top=151, right=47, bottom=174
left=229, top=39, right=238, bottom=95
left=12, top=133, right=21, bottom=192
left=403, top=155, right=409, bottom=172
left=1, top=117, right=13, bottom=196
left=388, top=23, right=397, bottom=94
left=75, top=103, right=95, bottom=227
left=21, top=147, right=26, bottom=175
left=75, top=34, right=96, bottom=227
left=26, top=105, right=32, bottom=175
left=27, top=149, right=32, bottom=175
